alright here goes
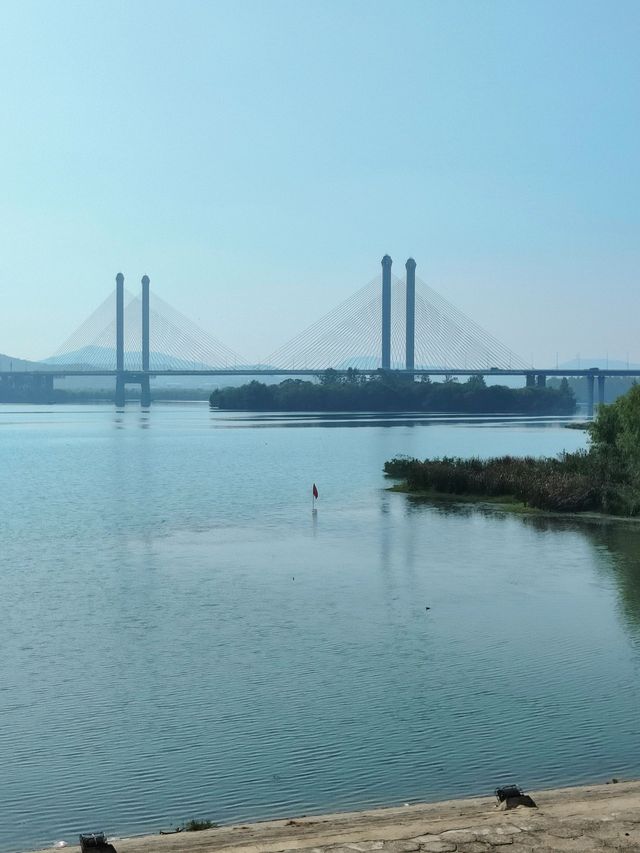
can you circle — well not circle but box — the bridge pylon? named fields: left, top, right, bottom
left=405, top=258, right=416, bottom=371
left=115, top=272, right=125, bottom=407
left=141, top=274, right=151, bottom=407
left=381, top=255, right=392, bottom=369
left=114, top=272, right=152, bottom=408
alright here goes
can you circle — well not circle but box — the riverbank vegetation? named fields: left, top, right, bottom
left=385, top=385, right=640, bottom=517
left=183, top=819, right=217, bottom=831
left=210, top=371, right=576, bottom=414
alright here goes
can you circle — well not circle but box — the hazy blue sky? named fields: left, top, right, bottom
left=0, top=0, right=638, bottom=364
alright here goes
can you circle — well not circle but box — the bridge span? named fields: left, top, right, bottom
left=0, top=367, right=634, bottom=414
left=2, top=257, right=636, bottom=413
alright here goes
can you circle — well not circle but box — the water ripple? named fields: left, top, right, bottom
left=1, top=407, right=639, bottom=851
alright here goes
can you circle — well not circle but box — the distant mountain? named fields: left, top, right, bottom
left=0, top=352, right=53, bottom=371
left=44, top=346, right=114, bottom=369
left=44, top=346, right=248, bottom=371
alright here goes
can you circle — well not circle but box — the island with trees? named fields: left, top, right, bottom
left=210, top=370, right=576, bottom=414
left=385, top=384, right=640, bottom=517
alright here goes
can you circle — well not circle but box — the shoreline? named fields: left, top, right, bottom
left=387, top=483, right=640, bottom=526
left=29, top=780, right=640, bottom=853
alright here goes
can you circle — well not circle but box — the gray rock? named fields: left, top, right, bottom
left=419, top=842, right=457, bottom=853
left=439, top=830, right=478, bottom=843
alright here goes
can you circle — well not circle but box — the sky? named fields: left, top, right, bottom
left=0, top=0, right=638, bottom=365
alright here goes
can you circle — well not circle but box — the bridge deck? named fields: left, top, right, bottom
left=2, top=368, right=639, bottom=379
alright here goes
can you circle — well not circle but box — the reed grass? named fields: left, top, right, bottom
left=384, top=452, right=601, bottom=513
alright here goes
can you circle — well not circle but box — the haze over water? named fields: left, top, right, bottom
left=1, top=406, right=640, bottom=852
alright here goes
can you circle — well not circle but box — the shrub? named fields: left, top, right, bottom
left=183, top=819, right=217, bottom=832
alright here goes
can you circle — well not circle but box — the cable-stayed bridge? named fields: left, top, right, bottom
left=1, top=256, right=636, bottom=410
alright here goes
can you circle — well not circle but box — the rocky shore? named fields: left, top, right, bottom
left=30, top=780, right=640, bottom=853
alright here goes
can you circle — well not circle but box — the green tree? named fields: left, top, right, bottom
left=590, top=383, right=640, bottom=513
left=319, top=368, right=340, bottom=385
left=466, top=375, right=486, bottom=391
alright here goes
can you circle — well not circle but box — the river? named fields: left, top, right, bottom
left=1, top=405, right=639, bottom=851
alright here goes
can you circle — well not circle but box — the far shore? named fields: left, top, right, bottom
left=27, top=780, right=640, bottom=853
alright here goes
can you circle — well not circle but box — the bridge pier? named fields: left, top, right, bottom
left=405, top=258, right=416, bottom=371
left=526, top=372, right=535, bottom=388
left=115, top=374, right=125, bottom=407
left=140, top=375, right=151, bottom=407
left=586, top=373, right=595, bottom=417
left=115, top=372, right=152, bottom=406
left=381, top=255, right=392, bottom=370
left=598, top=374, right=606, bottom=407
left=536, top=374, right=546, bottom=388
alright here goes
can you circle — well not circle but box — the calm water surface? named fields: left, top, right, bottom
left=1, top=405, right=639, bottom=851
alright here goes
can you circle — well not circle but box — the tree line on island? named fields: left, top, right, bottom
left=210, top=370, right=577, bottom=414
left=385, top=384, right=640, bottom=517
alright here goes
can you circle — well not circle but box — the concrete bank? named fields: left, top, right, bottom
left=31, top=781, right=640, bottom=853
